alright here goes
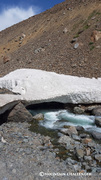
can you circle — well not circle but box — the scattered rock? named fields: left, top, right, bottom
left=7, top=102, right=33, bottom=122
left=91, top=131, right=101, bottom=140
left=74, top=106, right=85, bottom=114
left=76, top=126, right=84, bottom=131
left=80, top=134, right=87, bottom=138
left=69, top=126, right=78, bottom=135
left=75, top=148, right=84, bottom=159
left=74, top=43, right=79, bottom=49
left=85, top=148, right=91, bottom=156
left=58, top=135, right=74, bottom=145
left=34, top=47, right=45, bottom=54
left=84, top=156, right=92, bottom=161
left=3, top=56, right=10, bottom=64
left=33, top=113, right=44, bottom=121
left=63, top=28, right=68, bottom=33
left=95, top=154, right=101, bottom=162
left=91, top=30, right=101, bottom=42
left=72, top=134, right=80, bottom=140
left=95, top=117, right=101, bottom=127
left=82, top=138, right=92, bottom=144
left=92, top=107, right=101, bottom=116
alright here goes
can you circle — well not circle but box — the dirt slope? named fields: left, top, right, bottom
left=0, top=0, right=101, bottom=78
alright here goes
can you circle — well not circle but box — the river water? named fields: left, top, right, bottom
left=29, top=109, right=101, bottom=133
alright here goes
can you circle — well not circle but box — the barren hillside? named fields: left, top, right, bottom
left=0, top=0, right=101, bottom=77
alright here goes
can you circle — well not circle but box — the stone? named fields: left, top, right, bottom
left=63, top=28, right=68, bottom=33
left=3, top=56, right=10, bottom=64
left=75, top=148, right=84, bottom=159
left=58, top=135, right=74, bottom=145
left=33, top=113, right=44, bottom=121
left=91, top=30, right=101, bottom=42
left=91, top=131, right=101, bottom=140
left=95, top=117, right=101, bottom=127
left=74, top=106, right=85, bottom=114
left=92, top=107, right=101, bottom=116
left=34, top=47, right=45, bottom=54
left=85, top=148, right=91, bottom=156
left=84, top=156, right=92, bottom=161
left=95, top=154, right=101, bottom=162
left=80, top=134, right=87, bottom=138
left=72, top=134, right=80, bottom=140
left=76, top=126, right=84, bottom=131
left=69, top=126, right=78, bottom=135
left=82, top=138, right=92, bottom=144
left=74, top=43, right=79, bottom=49
left=7, top=102, right=33, bottom=122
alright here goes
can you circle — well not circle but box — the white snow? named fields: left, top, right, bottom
left=0, top=69, right=101, bottom=113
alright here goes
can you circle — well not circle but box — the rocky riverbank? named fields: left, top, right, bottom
left=0, top=119, right=100, bottom=180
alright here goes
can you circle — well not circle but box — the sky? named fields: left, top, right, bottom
left=0, top=0, right=64, bottom=31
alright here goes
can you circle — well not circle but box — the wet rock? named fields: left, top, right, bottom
left=75, top=148, right=84, bottom=159
left=72, top=134, right=80, bottom=140
left=76, top=126, right=84, bottom=131
left=80, top=134, right=87, bottom=138
left=74, top=106, right=85, bottom=114
left=95, top=117, right=101, bottom=127
left=33, top=113, right=44, bottom=121
left=92, top=107, right=101, bottom=116
left=91, top=131, right=101, bottom=140
left=68, top=126, right=78, bottom=135
left=7, top=102, right=33, bottom=122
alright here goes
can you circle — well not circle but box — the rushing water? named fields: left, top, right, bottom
left=29, top=109, right=101, bottom=133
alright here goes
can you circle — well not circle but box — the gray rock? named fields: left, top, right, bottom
left=91, top=131, right=101, bottom=140
left=34, top=47, right=45, bottom=54
left=7, top=102, right=33, bottom=122
left=75, top=148, right=84, bottom=159
left=80, top=134, right=87, bottom=138
left=72, top=134, right=80, bottom=140
left=84, top=156, right=92, bottom=161
left=95, top=154, right=101, bottom=162
left=74, top=106, right=85, bottom=114
left=74, top=43, right=79, bottom=49
left=95, top=117, right=101, bottom=127
left=33, top=113, right=44, bottom=121
left=76, top=126, right=84, bottom=131
left=58, top=135, right=74, bottom=145
left=92, top=107, right=101, bottom=116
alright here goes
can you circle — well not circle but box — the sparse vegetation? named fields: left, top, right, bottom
left=90, top=45, right=95, bottom=51
left=89, top=42, right=94, bottom=45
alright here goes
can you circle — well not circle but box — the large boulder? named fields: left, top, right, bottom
left=91, top=131, right=101, bottom=140
left=7, top=102, right=33, bottom=122
left=92, top=107, right=101, bottom=116
left=95, top=117, right=101, bottom=127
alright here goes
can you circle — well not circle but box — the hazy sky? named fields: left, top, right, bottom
left=0, top=0, right=64, bottom=31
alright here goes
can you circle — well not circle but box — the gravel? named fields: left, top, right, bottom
left=0, top=122, right=100, bottom=180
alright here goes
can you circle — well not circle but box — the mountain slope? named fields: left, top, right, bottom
left=0, top=0, right=101, bottom=78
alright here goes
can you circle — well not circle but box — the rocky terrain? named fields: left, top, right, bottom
left=0, top=0, right=101, bottom=179
left=0, top=0, right=101, bottom=78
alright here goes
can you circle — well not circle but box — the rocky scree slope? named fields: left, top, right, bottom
left=0, top=0, right=101, bottom=78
